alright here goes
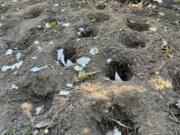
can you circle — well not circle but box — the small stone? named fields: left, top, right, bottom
left=66, top=83, right=73, bottom=88
left=11, top=84, right=18, bottom=90
left=34, top=40, right=40, bottom=45
left=59, top=91, right=71, bottom=96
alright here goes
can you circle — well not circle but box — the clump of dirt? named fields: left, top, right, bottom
left=0, top=72, right=58, bottom=134
left=9, top=73, right=57, bottom=110
left=12, top=28, right=37, bottom=50
left=21, top=74, right=56, bottom=97
left=24, top=8, right=42, bottom=19
left=87, top=12, right=110, bottom=23
left=125, top=15, right=150, bottom=32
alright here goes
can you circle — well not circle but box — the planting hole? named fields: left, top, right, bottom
left=120, top=33, right=145, bottom=48
left=76, top=25, right=98, bottom=38
left=56, top=46, right=77, bottom=67
left=106, top=61, right=133, bottom=81
left=169, top=101, right=180, bottom=122
left=94, top=103, right=138, bottom=135
left=169, top=70, right=180, bottom=94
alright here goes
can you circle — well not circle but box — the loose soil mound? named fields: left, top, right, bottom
left=0, top=0, right=180, bottom=135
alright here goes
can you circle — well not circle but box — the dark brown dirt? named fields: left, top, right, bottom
left=0, top=0, right=180, bottom=135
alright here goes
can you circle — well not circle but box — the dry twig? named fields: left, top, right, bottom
left=109, top=118, right=132, bottom=129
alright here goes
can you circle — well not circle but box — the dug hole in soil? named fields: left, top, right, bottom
left=0, top=0, right=180, bottom=135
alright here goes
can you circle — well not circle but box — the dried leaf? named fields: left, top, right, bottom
left=75, top=71, right=97, bottom=82
left=129, top=1, right=143, bottom=9
left=21, top=102, right=33, bottom=118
